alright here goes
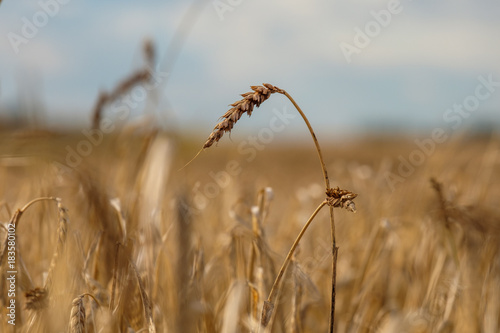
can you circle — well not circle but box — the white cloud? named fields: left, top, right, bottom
left=18, top=40, right=70, bottom=74
left=343, top=18, right=500, bottom=72
left=182, top=0, right=500, bottom=78
left=186, top=2, right=338, bottom=80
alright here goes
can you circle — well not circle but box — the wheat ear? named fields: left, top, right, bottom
left=44, top=198, right=69, bottom=289
left=430, top=178, right=460, bottom=267
left=203, top=84, right=283, bottom=148
left=69, top=293, right=99, bottom=333
left=91, top=40, right=155, bottom=129
left=129, top=257, right=156, bottom=333
left=25, top=287, right=48, bottom=311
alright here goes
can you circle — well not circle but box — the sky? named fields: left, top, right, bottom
left=0, top=0, right=499, bottom=139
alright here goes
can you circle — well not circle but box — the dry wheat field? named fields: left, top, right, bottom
left=0, top=114, right=499, bottom=333
left=2, top=1, right=500, bottom=331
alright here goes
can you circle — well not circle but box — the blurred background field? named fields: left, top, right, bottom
left=0, top=126, right=499, bottom=332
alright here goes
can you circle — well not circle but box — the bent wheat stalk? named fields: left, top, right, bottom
left=0, top=197, right=67, bottom=288
left=200, top=84, right=357, bottom=332
left=91, top=40, right=155, bottom=129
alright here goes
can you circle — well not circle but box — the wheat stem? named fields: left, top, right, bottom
left=279, top=91, right=330, bottom=189
left=110, top=242, right=121, bottom=311
left=279, top=90, right=337, bottom=332
left=261, top=200, right=327, bottom=328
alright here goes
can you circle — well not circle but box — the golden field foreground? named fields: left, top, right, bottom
left=0, top=128, right=499, bottom=332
